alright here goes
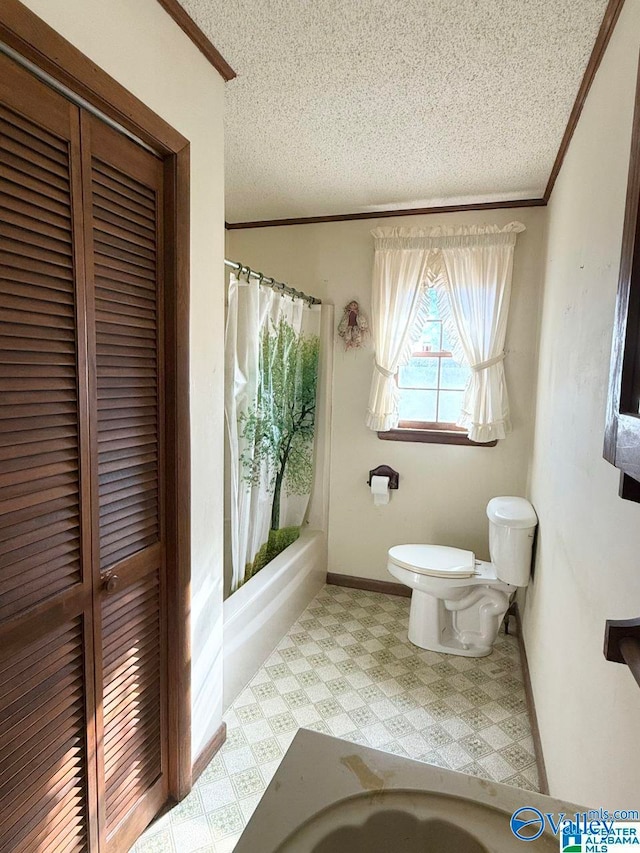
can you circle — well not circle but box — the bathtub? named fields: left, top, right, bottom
left=222, top=528, right=327, bottom=709
left=222, top=304, right=333, bottom=709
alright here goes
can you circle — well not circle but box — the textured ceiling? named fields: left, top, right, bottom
left=179, top=0, right=608, bottom=222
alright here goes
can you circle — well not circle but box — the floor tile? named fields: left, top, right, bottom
left=131, top=585, right=539, bottom=853
left=171, top=815, right=214, bottom=852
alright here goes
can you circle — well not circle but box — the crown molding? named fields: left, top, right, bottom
left=155, top=0, right=235, bottom=81
left=224, top=198, right=546, bottom=229
left=544, top=0, right=626, bottom=201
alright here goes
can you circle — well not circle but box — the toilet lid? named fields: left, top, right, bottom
left=388, top=544, right=476, bottom=578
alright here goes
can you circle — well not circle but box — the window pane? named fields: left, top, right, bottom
left=396, top=288, right=471, bottom=428
left=426, top=288, right=439, bottom=318
left=441, top=321, right=459, bottom=354
left=398, top=389, right=437, bottom=422
left=416, top=320, right=441, bottom=353
left=440, top=358, right=470, bottom=390
left=398, top=357, right=438, bottom=389
left=438, top=389, right=465, bottom=423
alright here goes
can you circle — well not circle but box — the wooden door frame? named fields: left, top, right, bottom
left=0, top=0, right=193, bottom=800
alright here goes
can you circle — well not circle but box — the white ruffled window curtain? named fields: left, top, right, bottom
left=365, top=230, right=436, bottom=431
left=439, top=224, right=524, bottom=442
left=366, top=223, right=525, bottom=442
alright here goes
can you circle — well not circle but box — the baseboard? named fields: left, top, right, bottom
left=326, top=572, right=411, bottom=598
left=511, top=603, right=549, bottom=794
left=192, top=722, right=227, bottom=785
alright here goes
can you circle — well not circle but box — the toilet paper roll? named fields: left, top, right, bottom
left=370, top=475, right=390, bottom=506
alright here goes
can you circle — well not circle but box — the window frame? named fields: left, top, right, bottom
left=378, top=291, right=496, bottom=446
left=378, top=427, right=497, bottom=447
left=395, top=348, right=469, bottom=432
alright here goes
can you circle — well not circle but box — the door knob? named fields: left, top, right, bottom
left=103, top=574, right=120, bottom=594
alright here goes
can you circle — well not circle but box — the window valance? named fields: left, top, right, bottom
left=371, top=222, right=526, bottom=251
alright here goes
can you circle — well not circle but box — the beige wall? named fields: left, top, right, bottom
left=21, top=0, right=640, bottom=813
left=21, top=0, right=227, bottom=761
left=524, top=0, right=640, bottom=807
left=228, top=206, right=546, bottom=582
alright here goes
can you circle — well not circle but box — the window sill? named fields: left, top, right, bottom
left=377, top=428, right=497, bottom=447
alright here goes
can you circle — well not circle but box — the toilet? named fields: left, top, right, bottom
left=387, top=496, right=537, bottom=657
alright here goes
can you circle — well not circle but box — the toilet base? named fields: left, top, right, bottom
left=407, top=588, right=509, bottom=657
left=408, top=633, right=493, bottom=658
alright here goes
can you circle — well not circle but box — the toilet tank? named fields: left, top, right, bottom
left=487, top=497, right=538, bottom=587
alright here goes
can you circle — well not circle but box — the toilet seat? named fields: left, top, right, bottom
left=388, top=544, right=476, bottom=579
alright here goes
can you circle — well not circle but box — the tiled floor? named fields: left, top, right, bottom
left=132, top=584, right=539, bottom=853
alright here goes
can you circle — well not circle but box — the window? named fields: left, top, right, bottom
left=397, top=288, right=470, bottom=428
left=378, top=289, right=496, bottom=446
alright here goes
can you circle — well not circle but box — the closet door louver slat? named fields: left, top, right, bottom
left=0, top=50, right=171, bottom=853
left=0, top=101, right=81, bottom=621
left=0, top=620, right=89, bottom=853
left=84, top=115, right=168, bottom=851
left=101, top=573, right=162, bottom=830
left=92, top=155, right=160, bottom=572
left=0, top=52, right=97, bottom=853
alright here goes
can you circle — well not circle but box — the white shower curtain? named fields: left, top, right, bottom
left=225, top=271, right=321, bottom=593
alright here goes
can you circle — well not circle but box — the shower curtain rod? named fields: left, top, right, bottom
left=225, top=259, right=322, bottom=305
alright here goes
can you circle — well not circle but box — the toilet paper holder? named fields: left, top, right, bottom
left=367, top=465, right=399, bottom=490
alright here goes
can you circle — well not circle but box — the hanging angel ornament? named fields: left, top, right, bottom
left=338, top=300, right=369, bottom=350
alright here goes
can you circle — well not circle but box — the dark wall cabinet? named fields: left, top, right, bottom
left=604, top=57, right=640, bottom=502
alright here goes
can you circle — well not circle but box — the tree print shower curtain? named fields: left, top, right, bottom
left=225, top=271, right=321, bottom=593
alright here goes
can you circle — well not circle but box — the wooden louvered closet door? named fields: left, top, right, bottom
left=0, top=53, right=98, bottom=852
left=81, top=115, right=168, bottom=853
left=0, top=52, right=170, bottom=853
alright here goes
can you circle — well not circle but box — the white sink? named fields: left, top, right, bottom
left=275, top=789, right=557, bottom=852
left=234, top=730, right=584, bottom=852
